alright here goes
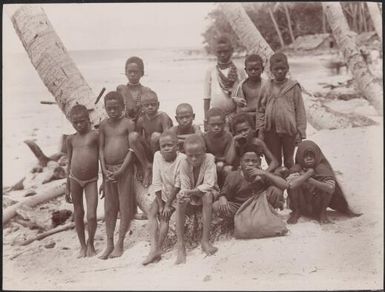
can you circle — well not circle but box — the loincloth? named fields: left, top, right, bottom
left=69, top=172, right=98, bottom=188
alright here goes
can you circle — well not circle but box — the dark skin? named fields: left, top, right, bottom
left=142, top=135, right=179, bottom=265
left=287, top=153, right=335, bottom=224
left=98, top=99, right=135, bottom=259
left=233, top=121, right=278, bottom=172
left=233, top=61, right=264, bottom=113
left=66, top=112, right=99, bottom=258
left=175, top=143, right=218, bottom=264
left=217, top=152, right=288, bottom=216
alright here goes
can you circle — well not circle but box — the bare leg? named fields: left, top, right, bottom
left=110, top=173, right=133, bottom=258
left=287, top=188, right=301, bottom=224
left=143, top=200, right=162, bottom=265
left=99, top=182, right=118, bottom=260
left=70, top=179, right=87, bottom=258
left=201, top=192, right=217, bottom=256
left=85, top=181, right=98, bottom=257
left=175, top=200, right=188, bottom=265
left=318, top=192, right=333, bottom=224
left=129, top=132, right=152, bottom=187
left=158, top=218, right=171, bottom=250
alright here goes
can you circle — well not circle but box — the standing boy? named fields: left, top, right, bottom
left=98, top=91, right=136, bottom=259
left=66, top=104, right=99, bottom=258
left=203, top=35, right=246, bottom=126
left=142, top=131, right=186, bottom=265
left=257, top=52, right=307, bottom=169
left=175, top=134, right=219, bottom=264
left=169, top=103, right=202, bottom=152
left=232, top=54, right=268, bottom=129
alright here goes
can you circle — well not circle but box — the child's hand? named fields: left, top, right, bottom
left=109, top=169, right=122, bottom=182
left=65, top=179, right=72, bottom=204
left=161, top=203, right=175, bottom=221
left=218, top=196, right=231, bottom=217
left=233, top=97, right=247, bottom=107
left=246, top=167, right=264, bottom=177
left=177, top=190, right=190, bottom=204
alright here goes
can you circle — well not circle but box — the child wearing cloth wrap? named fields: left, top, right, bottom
left=258, top=52, right=307, bottom=169
left=286, top=140, right=361, bottom=224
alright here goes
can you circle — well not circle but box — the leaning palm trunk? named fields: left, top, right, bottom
left=323, top=2, right=383, bottom=115
left=11, top=5, right=106, bottom=125
left=366, top=2, right=382, bottom=42
left=220, top=2, right=377, bottom=130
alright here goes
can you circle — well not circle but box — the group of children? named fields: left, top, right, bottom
left=65, top=36, right=358, bottom=263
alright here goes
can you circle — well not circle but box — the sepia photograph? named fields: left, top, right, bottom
left=2, top=2, right=383, bottom=290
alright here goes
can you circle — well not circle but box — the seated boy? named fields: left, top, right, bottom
left=213, top=144, right=288, bottom=218
left=232, top=54, right=268, bottom=126
left=203, top=35, right=246, bottom=127
left=129, top=89, right=173, bottom=187
left=257, top=52, right=307, bottom=168
left=117, top=56, right=154, bottom=122
left=169, top=103, right=202, bottom=152
left=230, top=112, right=278, bottom=172
left=65, top=104, right=99, bottom=258
left=98, top=91, right=136, bottom=259
left=142, top=131, right=186, bottom=265
left=175, top=134, right=219, bottom=264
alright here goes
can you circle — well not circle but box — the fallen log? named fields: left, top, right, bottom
left=3, top=179, right=66, bottom=225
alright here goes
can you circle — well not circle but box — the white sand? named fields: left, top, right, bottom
left=3, top=51, right=383, bottom=290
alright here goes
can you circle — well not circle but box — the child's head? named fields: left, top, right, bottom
left=240, top=145, right=262, bottom=174
left=69, top=104, right=90, bottom=134
left=140, top=90, right=159, bottom=117
left=215, top=35, right=233, bottom=64
left=303, top=149, right=316, bottom=169
left=270, top=52, right=289, bottom=82
left=245, top=54, right=264, bottom=81
left=231, top=112, right=254, bottom=138
left=104, top=91, right=124, bottom=119
left=175, top=103, right=195, bottom=129
left=206, top=107, right=226, bottom=137
left=159, top=130, right=178, bottom=162
left=125, top=56, right=144, bottom=84
left=184, top=134, right=206, bottom=167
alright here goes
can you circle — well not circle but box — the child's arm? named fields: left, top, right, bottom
left=160, top=113, right=173, bottom=131
left=194, top=156, right=217, bottom=197
left=307, top=177, right=335, bottom=194
left=294, top=84, right=307, bottom=141
left=224, top=135, right=236, bottom=165
left=98, top=123, right=108, bottom=177
left=249, top=168, right=289, bottom=190
left=65, top=135, right=73, bottom=203
left=203, top=68, right=212, bottom=123
left=287, top=168, right=314, bottom=189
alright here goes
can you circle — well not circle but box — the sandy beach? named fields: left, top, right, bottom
left=3, top=45, right=383, bottom=290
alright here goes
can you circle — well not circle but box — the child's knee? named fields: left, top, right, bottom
left=216, top=161, right=224, bottom=172
left=150, top=132, right=161, bottom=144
left=128, top=131, right=140, bottom=144
left=202, top=192, right=213, bottom=205
left=223, top=165, right=233, bottom=174
left=212, top=200, right=220, bottom=213
left=87, top=213, right=96, bottom=223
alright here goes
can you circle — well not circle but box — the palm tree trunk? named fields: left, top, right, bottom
left=323, top=2, right=383, bottom=115
left=367, top=2, right=383, bottom=42
left=283, top=4, right=295, bottom=44
left=219, top=3, right=274, bottom=76
left=268, top=8, right=285, bottom=48
left=10, top=5, right=106, bottom=126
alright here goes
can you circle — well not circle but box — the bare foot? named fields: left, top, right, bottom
left=86, top=241, right=97, bottom=257
left=98, top=245, right=114, bottom=260
left=142, top=251, right=162, bottom=265
left=201, top=241, right=218, bottom=256
left=319, top=213, right=332, bottom=224
left=77, top=246, right=87, bottom=258
left=175, top=244, right=186, bottom=265
left=142, top=166, right=152, bottom=188
left=109, top=243, right=124, bottom=258
left=287, top=212, right=300, bottom=224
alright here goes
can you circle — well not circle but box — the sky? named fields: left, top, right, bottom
left=3, top=3, right=214, bottom=52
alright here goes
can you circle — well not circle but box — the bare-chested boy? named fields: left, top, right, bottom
left=98, top=91, right=136, bottom=259
left=232, top=54, right=268, bottom=128
left=175, top=134, right=218, bottom=264
left=169, top=103, right=202, bottom=152
left=142, top=131, right=185, bottom=265
left=203, top=107, right=235, bottom=187
left=130, top=90, right=173, bottom=167
left=66, top=104, right=99, bottom=258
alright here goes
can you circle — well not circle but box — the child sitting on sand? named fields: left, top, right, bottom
left=98, top=91, right=136, bottom=259
left=203, top=107, right=235, bottom=187
left=169, top=103, right=202, bottom=152
left=175, top=134, right=219, bottom=264
left=129, top=89, right=173, bottom=187
left=232, top=54, right=268, bottom=130
left=117, top=56, right=154, bottom=122
left=65, top=104, right=99, bottom=258
left=286, top=140, right=361, bottom=224
left=257, top=52, right=307, bottom=168
left=142, top=131, right=186, bottom=265
left=203, top=35, right=246, bottom=127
